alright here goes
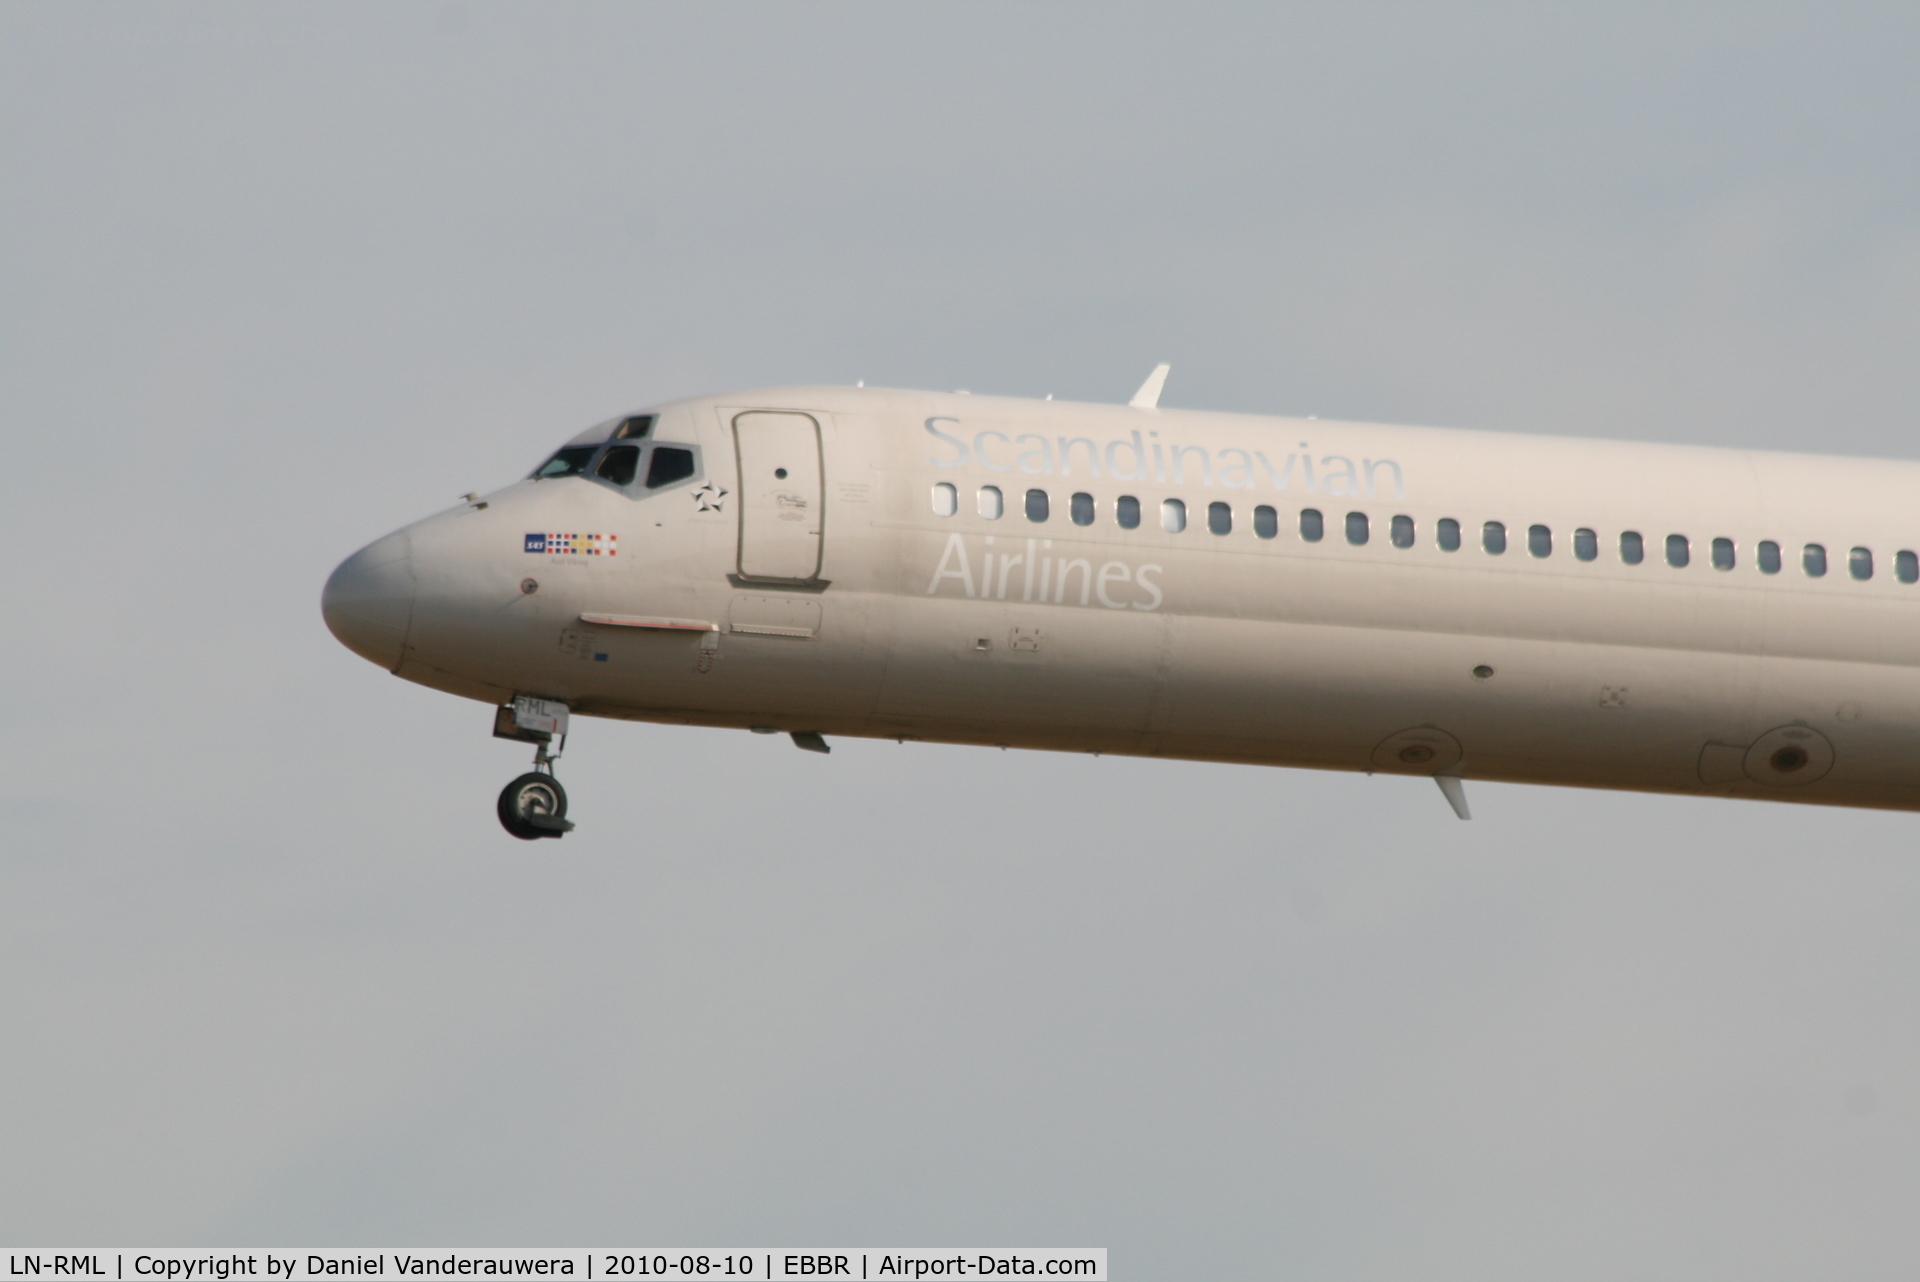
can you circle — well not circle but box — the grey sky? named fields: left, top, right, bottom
left=5, top=3, right=1920, bottom=1275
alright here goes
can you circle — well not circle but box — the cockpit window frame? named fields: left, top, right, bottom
left=533, top=411, right=704, bottom=499
left=578, top=441, right=705, bottom=499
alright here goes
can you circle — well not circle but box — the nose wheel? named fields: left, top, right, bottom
left=498, top=771, right=573, bottom=839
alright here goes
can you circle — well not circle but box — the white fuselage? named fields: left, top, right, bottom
left=321, top=385, right=1920, bottom=812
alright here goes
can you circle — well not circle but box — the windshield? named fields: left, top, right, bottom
left=596, top=445, right=641, bottom=486
left=532, top=446, right=597, bottom=480
left=646, top=446, right=696, bottom=488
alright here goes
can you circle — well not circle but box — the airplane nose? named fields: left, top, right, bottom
left=322, top=529, right=415, bottom=671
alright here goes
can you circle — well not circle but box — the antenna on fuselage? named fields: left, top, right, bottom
left=1129, top=363, right=1171, bottom=409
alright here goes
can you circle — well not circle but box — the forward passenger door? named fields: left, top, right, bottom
left=732, top=411, right=824, bottom=582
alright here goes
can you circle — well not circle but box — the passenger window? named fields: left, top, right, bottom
left=1254, top=505, right=1278, bottom=539
left=932, top=482, right=957, bottom=517
left=1804, top=543, right=1827, bottom=577
left=1899, top=550, right=1918, bottom=584
left=1437, top=518, right=1461, bottom=552
left=1390, top=515, right=1414, bottom=548
left=1346, top=511, right=1369, bottom=545
left=1161, top=498, right=1186, bottom=533
left=533, top=446, right=597, bottom=479
left=1620, top=530, right=1645, bottom=564
left=1711, top=537, right=1734, bottom=570
left=614, top=415, right=654, bottom=440
left=1483, top=521, right=1506, bottom=555
left=1850, top=546, right=1873, bottom=580
left=1574, top=528, right=1597, bottom=561
left=1528, top=524, right=1551, bottom=558
left=1758, top=540, right=1781, bottom=574
left=1300, top=508, right=1324, bottom=542
left=1070, top=492, right=1095, bottom=526
left=645, top=446, right=696, bottom=488
left=1116, top=494, right=1141, bottom=529
left=596, top=445, right=641, bottom=486
left=978, top=485, right=1004, bottom=519
left=1666, top=534, right=1690, bottom=568
left=1025, top=488, right=1050, bottom=522
left=1208, top=501, right=1232, bottom=535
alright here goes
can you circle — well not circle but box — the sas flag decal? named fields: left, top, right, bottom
left=524, top=532, right=617, bottom=556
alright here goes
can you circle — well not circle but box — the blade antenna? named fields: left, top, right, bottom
left=1435, top=775, right=1471, bottom=820
left=1128, top=363, right=1171, bottom=409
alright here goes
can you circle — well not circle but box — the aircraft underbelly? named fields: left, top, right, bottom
left=521, top=583, right=1920, bottom=810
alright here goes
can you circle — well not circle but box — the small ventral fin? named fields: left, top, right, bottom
left=1435, top=775, right=1471, bottom=820
left=1128, top=363, right=1171, bottom=409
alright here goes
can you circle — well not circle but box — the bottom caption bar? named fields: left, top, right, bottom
left=0, top=1253, right=1106, bottom=1282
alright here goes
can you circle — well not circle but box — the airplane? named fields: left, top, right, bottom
left=321, top=365, right=1920, bottom=839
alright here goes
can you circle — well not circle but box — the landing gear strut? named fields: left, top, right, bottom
left=493, top=697, right=577, bottom=840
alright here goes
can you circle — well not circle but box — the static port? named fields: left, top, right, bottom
left=1771, top=746, right=1810, bottom=773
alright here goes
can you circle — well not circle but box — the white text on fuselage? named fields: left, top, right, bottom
left=925, top=418, right=1406, bottom=498
left=927, top=534, right=1163, bottom=611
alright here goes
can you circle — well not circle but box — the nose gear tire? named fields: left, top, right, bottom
left=498, top=772, right=570, bottom=840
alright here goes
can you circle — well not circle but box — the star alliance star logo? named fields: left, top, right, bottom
left=691, top=484, right=727, bottom=512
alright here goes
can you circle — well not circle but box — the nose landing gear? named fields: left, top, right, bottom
left=492, top=697, right=577, bottom=840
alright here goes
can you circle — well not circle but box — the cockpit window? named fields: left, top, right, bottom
left=596, top=445, right=641, bottom=486
left=532, top=446, right=597, bottom=479
left=646, top=447, right=696, bottom=489
left=614, top=415, right=654, bottom=440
